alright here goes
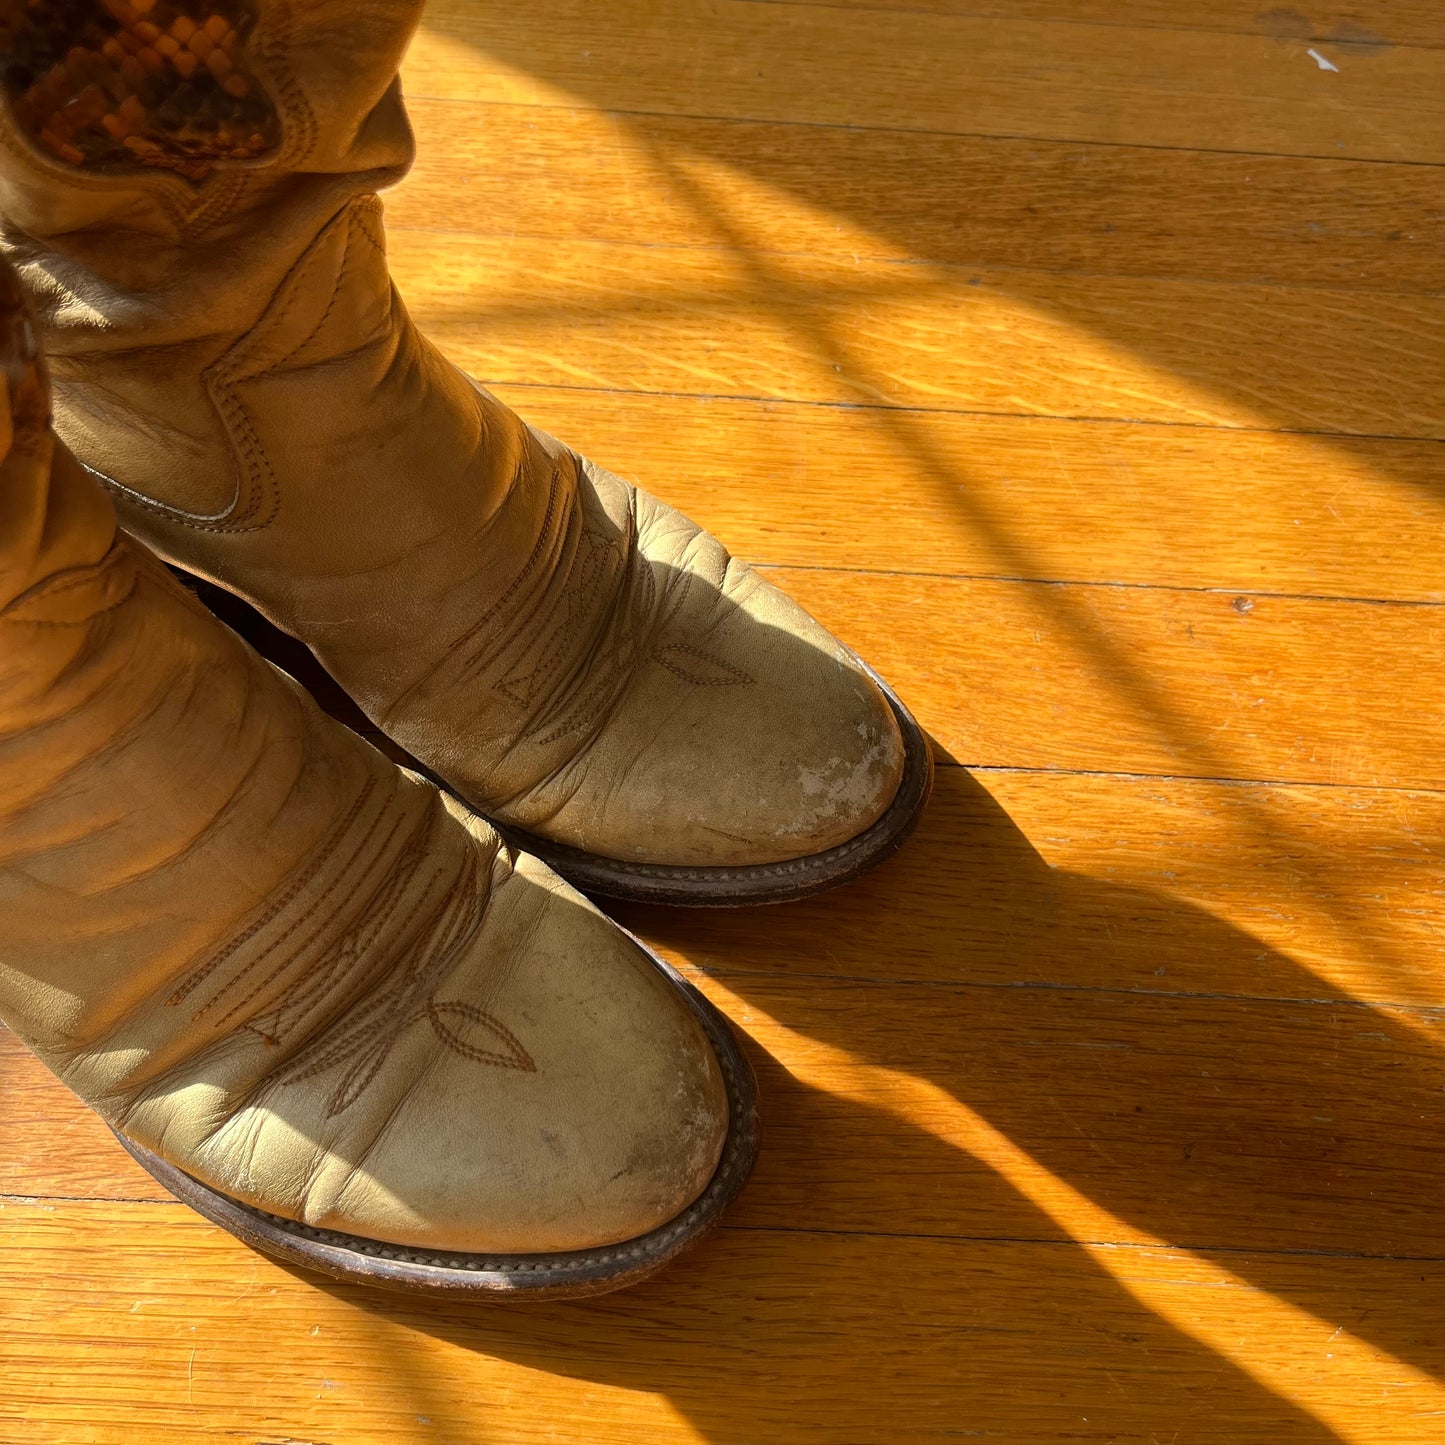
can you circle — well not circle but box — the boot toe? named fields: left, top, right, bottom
left=590, top=585, right=905, bottom=866
left=305, top=854, right=730, bottom=1254
left=506, top=471, right=909, bottom=868
left=133, top=841, right=733, bottom=1258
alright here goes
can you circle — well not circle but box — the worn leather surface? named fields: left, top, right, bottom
left=0, top=0, right=905, bottom=867
left=0, top=274, right=728, bottom=1253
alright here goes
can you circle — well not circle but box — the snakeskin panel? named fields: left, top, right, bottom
left=0, top=0, right=278, bottom=179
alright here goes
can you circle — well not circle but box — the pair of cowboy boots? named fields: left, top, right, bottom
left=0, top=0, right=930, bottom=1296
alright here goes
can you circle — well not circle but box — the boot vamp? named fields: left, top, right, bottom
left=369, top=444, right=907, bottom=867
left=1, top=540, right=726, bottom=1257
left=109, top=836, right=728, bottom=1256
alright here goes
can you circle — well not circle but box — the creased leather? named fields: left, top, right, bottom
left=0, top=0, right=906, bottom=867
left=0, top=264, right=729, bottom=1253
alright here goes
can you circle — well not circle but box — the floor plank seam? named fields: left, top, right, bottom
left=754, top=561, right=1445, bottom=610
left=727, top=0, right=1445, bottom=54
left=390, top=219, right=1445, bottom=302
left=718, top=1221, right=1445, bottom=1262
left=678, top=966, right=1445, bottom=1016
left=399, top=93, right=1445, bottom=171
left=6, top=1198, right=1440, bottom=1265
left=949, top=761, right=1445, bottom=794
left=440, top=373, right=1445, bottom=448
left=0, top=1191, right=182, bottom=1207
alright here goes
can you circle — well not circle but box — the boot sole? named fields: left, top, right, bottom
left=493, top=667, right=936, bottom=907
left=112, top=946, right=759, bottom=1300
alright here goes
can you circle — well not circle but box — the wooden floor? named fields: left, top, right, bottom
left=7, top=2, right=1445, bottom=1441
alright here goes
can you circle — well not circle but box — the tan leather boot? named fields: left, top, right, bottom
left=0, top=0, right=932, bottom=905
left=0, top=263, right=755, bottom=1297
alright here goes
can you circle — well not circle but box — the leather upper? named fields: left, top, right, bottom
left=0, top=289, right=729, bottom=1252
left=0, top=0, right=906, bottom=868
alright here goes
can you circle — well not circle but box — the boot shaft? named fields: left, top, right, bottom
left=0, top=0, right=537, bottom=644
left=0, top=0, right=424, bottom=340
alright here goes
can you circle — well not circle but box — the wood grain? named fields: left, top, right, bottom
left=489, top=383, right=1445, bottom=601
left=8, top=957, right=1445, bottom=1258
left=628, top=768, right=1445, bottom=1009
left=389, top=229, right=1445, bottom=441
left=394, top=99, right=1445, bottom=293
left=734, top=1, right=1445, bottom=51
left=5, top=1200, right=1440, bottom=1445
left=12, top=763, right=1445, bottom=1222
left=769, top=565, right=1445, bottom=789
left=410, top=0, right=1445, bottom=164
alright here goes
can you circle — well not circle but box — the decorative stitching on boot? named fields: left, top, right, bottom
left=167, top=774, right=382, bottom=1008
left=94, top=200, right=384, bottom=532
left=447, top=452, right=566, bottom=682
left=654, top=643, right=753, bottom=688
left=494, top=524, right=616, bottom=708
left=170, top=781, right=531, bottom=1119
left=203, top=960, right=753, bottom=1279
left=266, top=826, right=535, bottom=1118
left=250, top=0, right=312, bottom=169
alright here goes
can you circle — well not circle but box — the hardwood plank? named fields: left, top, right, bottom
left=9, top=970, right=1445, bottom=1260
left=8, top=7, right=1445, bottom=1445
left=394, top=98, right=1445, bottom=293
left=736, top=0, right=1445, bottom=52
left=120, top=583, right=1445, bottom=995
left=407, top=0, right=1445, bottom=164
left=768, top=565, right=1445, bottom=789
left=11, top=757, right=1445, bottom=1209
left=723, top=979, right=1445, bottom=1260
left=0, top=1034, right=158, bottom=1203
left=623, top=768, right=1445, bottom=1009
left=490, top=383, right=1445, bottom=601
left=389, top=229, right=1445, bottom=440
left=2, top=1199, right=1440, bottom=1444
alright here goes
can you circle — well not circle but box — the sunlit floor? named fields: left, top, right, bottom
left=7, top=3, right=1445, bottom=1441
